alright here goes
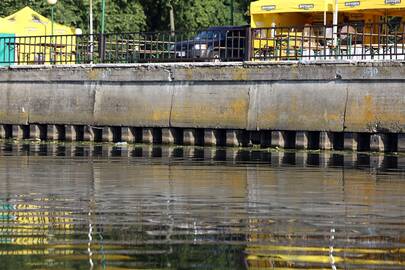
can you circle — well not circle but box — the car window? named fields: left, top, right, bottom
left=194, top=31, right=226, bottom=40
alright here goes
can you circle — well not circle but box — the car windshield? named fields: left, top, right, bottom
left=194, top=31, right=223, bottom=40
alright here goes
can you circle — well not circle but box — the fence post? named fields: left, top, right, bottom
left=99, top=33, right=106, bottom=63
left=245, top=27, right=252, bottom=61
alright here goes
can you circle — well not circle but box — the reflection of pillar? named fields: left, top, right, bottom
left=319, top=152, right=332, bottom=167
left=88, top=157, right=98, bottom=270
left=161, top=145, right=175, bottom=158
left=295, top=151, right=308, bottom=167
left=370, top=154, right=385, bottom=169
left=271, top=151, right=284, bottom=167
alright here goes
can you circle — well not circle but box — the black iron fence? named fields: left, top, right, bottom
left=1, top=22, right=405, bottom=66
left=0, top=28, right=248, bottom=66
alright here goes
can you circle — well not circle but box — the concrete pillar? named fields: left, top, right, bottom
left=83, top=126, right=95, bottom=142
left=183, top=129, right=196, bottom=146
left=271, top=131, right=286, bottom=148
left=12, top=125, right=25, bottom=140
left=343, top=133, right=358, bottom=151
left=29, top=124, right=41, bottom=140
left=370, top=133, right=388, bottom=152
left=204, top=129, right=219, bottom=146
left=65, top=125, right=77, bottom=142
left=162, top=128, right=178, bottom=145
left=142, top=128, right=154, bottom=144
left=398, top=134, right=405, bottom=152
left=121, top=127, right=136, bottom=143
left=47, top=125, right=61, bottom=141
left=102, top=127, right=114, bottom=142
left=295, top=131, right=309, bottom=149
left=226, top=130, right=242, bottom=147
left=0, top=125, right=7, bottom=139
left=319, top=131, right=333, bottom=150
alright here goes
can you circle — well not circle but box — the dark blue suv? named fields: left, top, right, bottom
left=170, top=25, right=249, bottom=61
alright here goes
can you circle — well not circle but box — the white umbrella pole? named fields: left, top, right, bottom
left=333, top=0, right=338, bottom=46
left=89, top=0, right=94, bottom=64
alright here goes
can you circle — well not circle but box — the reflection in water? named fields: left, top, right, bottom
left=0, top=142, right=404, bottom=269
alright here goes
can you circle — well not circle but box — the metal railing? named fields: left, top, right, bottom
left=1, top=22, right=405, bottom=66
left=251, top=22, right=405, bottom=61
left=0, top=28, right=248, bottom=66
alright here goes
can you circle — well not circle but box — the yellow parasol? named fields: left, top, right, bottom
left=339, top=0, right=405, bottom=12
left=251, top=0, right=334, bottom=14
left=251, top=0, right=334, bottom=27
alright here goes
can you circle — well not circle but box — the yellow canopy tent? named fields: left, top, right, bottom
left=250, top=0, right=336, bottom=60
left=3, top=6, right=76, bottom=64
left=334, top=0, right=405, bottom=45
left=339, top=0, right=405, bottom=13
left=0, top=17, right=16, bottom=34
left=4, top=6, right=75, bottom=36
left=251, top=0, right=335, bottom=28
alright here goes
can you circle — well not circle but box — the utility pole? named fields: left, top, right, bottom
left=169, top=1, right=175, bottom=34
left=101, top=0, right=106, bottom=34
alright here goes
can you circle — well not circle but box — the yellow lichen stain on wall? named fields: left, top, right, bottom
left=362, top=95, right=374, bottom=123
left=151, top=110, right=170, bottom=122
left=230, top=98, right=248, bottom=115
left=87, top=69, right=100, bottom=81
left=232, top=68, right=248, bottom=81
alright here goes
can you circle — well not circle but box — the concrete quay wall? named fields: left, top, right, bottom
left=0, top=61, right=405, bottom=151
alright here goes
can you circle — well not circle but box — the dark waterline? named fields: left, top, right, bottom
left=0, top=142, right=404, bottom=270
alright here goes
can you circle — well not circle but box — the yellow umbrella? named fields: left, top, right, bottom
left=339, top=0, right=405, bottom=12
left=251, top=0, right=334, bottom=14
left=251, top=0, right=334, bottom=28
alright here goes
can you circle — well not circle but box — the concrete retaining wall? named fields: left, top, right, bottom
left=1, top=61, right=405, bottom=133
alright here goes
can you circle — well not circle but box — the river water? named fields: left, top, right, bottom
left=0, top=142, right=404, bottom=270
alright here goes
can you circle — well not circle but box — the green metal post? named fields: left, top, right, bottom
left=230, top=0, right=234, bottom=25
left=101, top=0, right=106, bottom=34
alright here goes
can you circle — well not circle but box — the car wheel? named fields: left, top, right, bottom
left=209, top=51, right=221, bottom=62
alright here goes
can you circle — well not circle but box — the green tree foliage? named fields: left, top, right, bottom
left=0, top=0, right=252, bottom=33
left=140, top=0, right=248, bottom=31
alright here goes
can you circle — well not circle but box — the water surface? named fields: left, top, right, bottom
left=0, top=142, right=404, bottom=269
